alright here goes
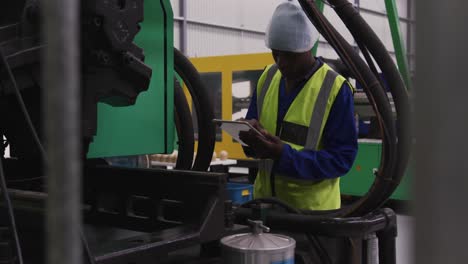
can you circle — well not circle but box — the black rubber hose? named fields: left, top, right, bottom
left=297, top=0, right=398, bottom=217
left=235, top=207, right=392, bottom=237
left=299, top=0, right=411, bottom=216
left=174, top=78, right=195, bottom=170
left=241, top=197, right=300, bottom=214
left=328, top=0, right=411, bottom=215
left=335, top=0, right=410, bottom=185
left=356, top=41, right=389, bottom=99
left=298, top=0, right=397, bottom=183
left=174, top=48, right=215, bottom=171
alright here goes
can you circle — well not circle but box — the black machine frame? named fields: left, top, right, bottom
left=1, top=167, right=232, bottom=264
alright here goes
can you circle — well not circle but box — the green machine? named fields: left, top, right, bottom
left=84, top=0, right=413, bottom=201
left=341, top=139, right=412, bottom=201
left=87, top=0, right=174, bottom=158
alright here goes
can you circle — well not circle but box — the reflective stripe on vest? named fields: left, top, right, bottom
left=304, top=69, right=338, bottom=150
left=257, top=65, right=338, bottom=150
left=257, top=64, right=278, bottom=118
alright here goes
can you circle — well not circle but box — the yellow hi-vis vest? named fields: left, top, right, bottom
left=254, top=62, right=353, bottom=210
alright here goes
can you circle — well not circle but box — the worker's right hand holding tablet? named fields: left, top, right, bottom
left=238, top=118, right=284, bottom=160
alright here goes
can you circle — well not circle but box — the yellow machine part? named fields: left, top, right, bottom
left=189, top=52, right=274, bottom=160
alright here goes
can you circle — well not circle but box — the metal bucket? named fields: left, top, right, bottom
left=221, top=220, right=295, bottom=264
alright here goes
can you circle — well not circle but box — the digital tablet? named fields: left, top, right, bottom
left=213, top=119, right=265, bottom=146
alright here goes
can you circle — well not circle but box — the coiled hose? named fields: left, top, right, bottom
left=174, top=77, right=195, bottom=170
left=236, top=0, right=411, bottom=244
left=174, top=48, right=216, bottom=171
left=328, top=0, right=411, bottom=215
left=295, top=0, right=410, bottom=217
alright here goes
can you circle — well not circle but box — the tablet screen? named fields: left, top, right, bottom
left=213, top=119, right=265, bottom=146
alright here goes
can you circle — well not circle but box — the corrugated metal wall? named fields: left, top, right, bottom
left=170, top=0, right=414, bottom=71
left=171, top=0, right=278, bottom=57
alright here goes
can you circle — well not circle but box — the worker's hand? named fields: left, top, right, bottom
left=253, top=132, right=284, bottom=160
left=239, top=119, right=284, bottom=160
left=238, top=118, right=265, bottom=133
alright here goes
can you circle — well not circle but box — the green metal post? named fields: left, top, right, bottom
left=385, top=0, right=412, bottom=90
left=311, top=0, right=325, bottom=56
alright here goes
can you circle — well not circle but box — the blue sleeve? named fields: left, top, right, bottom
left=245, top=87, right=258, bottom=120
left=274, top=83, right=358, bottom=180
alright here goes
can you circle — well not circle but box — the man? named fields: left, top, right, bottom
left=240, top=0, right=358, bottom=210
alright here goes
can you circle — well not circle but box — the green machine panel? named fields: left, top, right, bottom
left=341, top=140, right=412, bottom=200
left=87, top=0, right=174, bottom=158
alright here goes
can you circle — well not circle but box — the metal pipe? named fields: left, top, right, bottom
left=311, top=0, right=325, bottom=56
left=384, top=0, right=412, bottom=89
left=42, top=0, right=81, bottom=264
left=173, top=16, right=265, bottom=35
left=180, top=0, right=188, bottom=54
left=365, top=233, right=379, bottom=264
left=353, top=0, right=360, bottom=54
left=415, top=0, right=468, bottom=263
left=407, top=0, right=415, bottom=72
left=358, top=7, right=415, bottom=24
left=406, top=0, right=412, bottom=56
left=405, top=0, right=412, bottom=73
left=377, top=226, right=397, bottom=264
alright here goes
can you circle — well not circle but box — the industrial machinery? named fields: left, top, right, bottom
left=0, top=0, right=410, bottom=264
left=191, top=53, right=412, bottom=202
left=189, top=0, right=413, bottom=202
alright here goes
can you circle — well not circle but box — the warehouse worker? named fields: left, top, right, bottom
left=240, top=0, right=358, bottom=210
